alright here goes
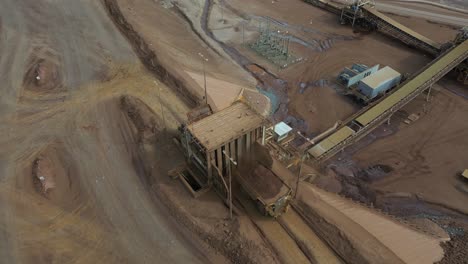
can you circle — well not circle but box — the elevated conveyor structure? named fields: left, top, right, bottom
left=308, top=40, right=468, bottom=162
left=303, top=0, right=342, bottom=15
left=303, top=0, right=441, bottom=56
left=362, top=6, right=441, bottom=56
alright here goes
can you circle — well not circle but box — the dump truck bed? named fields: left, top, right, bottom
left=234, top=142, right=292, bottom=217
left=237, top=162, right=291, bottom=205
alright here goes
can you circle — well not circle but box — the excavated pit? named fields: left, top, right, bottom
left=18, top=143, right=86, bottom=212
left=22, top=49, right=64, bottom=94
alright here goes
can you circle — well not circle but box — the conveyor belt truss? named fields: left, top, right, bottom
left=308, top=40, right=468, bottom=163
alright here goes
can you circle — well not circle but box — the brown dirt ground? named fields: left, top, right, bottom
left=242, top=164, right=283, bottom=200
left=115, top=0, right=267, bottom=112
left=186, top=0, right=468, bottom=262
left=0, top=1, right=221, bottom=259
left=353, top=87, right=468, bottom=214
left=237, top=143, right=284, bottom=200
left=438, top=233, right=468, bottom=264
left=3, top=0, right=467, bottom=262
left=220, top=0, right=468, bottom=262
left=224, top=0, right=460, bottom=134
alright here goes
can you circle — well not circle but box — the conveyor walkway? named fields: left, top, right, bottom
left=308, top=39, right=468, bottom=162
left=303, top=0, right=441, bottom=55
left=362, top=6, right=441, bottom=55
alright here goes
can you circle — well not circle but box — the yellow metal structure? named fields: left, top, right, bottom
left=462, top=169, right=468, bottom=180
left=308, top=127, right=355, bottom=158
left=308, top=40, right=468, bottom=161
left=357, top=40, right=468, bottom=126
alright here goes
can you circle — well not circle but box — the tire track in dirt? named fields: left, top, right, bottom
left=1, top=0, right=136, bottom=107
left=170, top=4, right=222, bottom=57
left=102, top=0, right=201, bottom=108
left=0, top=0, right=29, bottom=115
left=374, top=93, right=458, bottom=178
left=0, top=0, right=211, bottom=262
left=61, top=97, right=209, bottom=263
left=202, top=0, right=255, bottom=67
left=235, top=194, right=310, bottom=264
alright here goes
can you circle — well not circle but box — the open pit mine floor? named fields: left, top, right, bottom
left=1, top=0, right=468, bottom=263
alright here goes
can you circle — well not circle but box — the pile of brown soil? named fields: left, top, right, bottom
left=246, top=164, right=283, bottom=200
left=22, top=53, right=63, bottom=93
left=237, top=143, right=283, bottom=200
left=23, top=143, right=85, bottom=212
left=438, top=233, right=468, bottom=264
left=102, top=0, right=202, bottom=107
left=32, top=156, right=57, bottom=194
left=120, top=95, right=160, bottom=141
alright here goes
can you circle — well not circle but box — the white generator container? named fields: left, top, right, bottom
left=358, top=66, right=402, bottom=99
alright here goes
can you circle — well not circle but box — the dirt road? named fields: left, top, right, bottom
left=376, top=1, right=468, bottom=26
left=298, top=183, right=445, bottom=264
left=0, top=1, right=213, bottom=263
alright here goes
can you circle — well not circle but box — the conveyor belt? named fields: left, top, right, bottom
left=356, top=40, right=467, bottom=126
left=307, top=127, right=355, bottom=158
left=303, top=0, right=342, bottom=15
left=303, top=0, right=441, bottom=56
left=363, top=6, right=441, bottom=55
left=309, top=40, right=468, bottom=161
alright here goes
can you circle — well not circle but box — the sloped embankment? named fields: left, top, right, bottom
left=102, top=0, right=202, bottom=108
left=295, top=183, right=445, bottom=264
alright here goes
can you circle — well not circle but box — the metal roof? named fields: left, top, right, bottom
left=274, top=122, right=292, bottom=137
left=360, top=66, right=401, bottom=89
left=187, top=102, right=266, bottom=152
left=356, top=40, right=468, bottom=126
left=308, top=126, right=355, bottom=158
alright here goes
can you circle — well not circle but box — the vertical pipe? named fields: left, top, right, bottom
left=230, top=141, right=237, bottom=165
left=228, top=158, right=232, bottom=219
left=203, top=60, right=208, bottom=105
left=217, top=148, right=223, bottom=174
left=237, top=135, right=243, bottom=158
left=246, top=132, right=251, bottom=152
left=207, top=152, right=212, bottom=183
left=262, top=126, right=266, bottom=145
left=426, top=85, right=432, bottom=102
left=224, top=145, right=230, bottom=176
left=186, top=133, right=192, bottom=158
left=223, top=150, right=235, bottom=220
